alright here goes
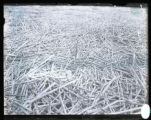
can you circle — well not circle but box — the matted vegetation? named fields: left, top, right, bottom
left=4, top=6, right=148, bottom=115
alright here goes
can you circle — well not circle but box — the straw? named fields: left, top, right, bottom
left=4, top=6, right=147, bottom=115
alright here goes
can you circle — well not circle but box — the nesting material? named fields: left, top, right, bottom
left=4, top=6, right=148, bottom=115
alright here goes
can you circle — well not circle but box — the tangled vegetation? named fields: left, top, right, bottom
left=4, top=6, right=148, bottom=115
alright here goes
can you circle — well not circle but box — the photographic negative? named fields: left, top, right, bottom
left=4, top=5, right=148, bottom=115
